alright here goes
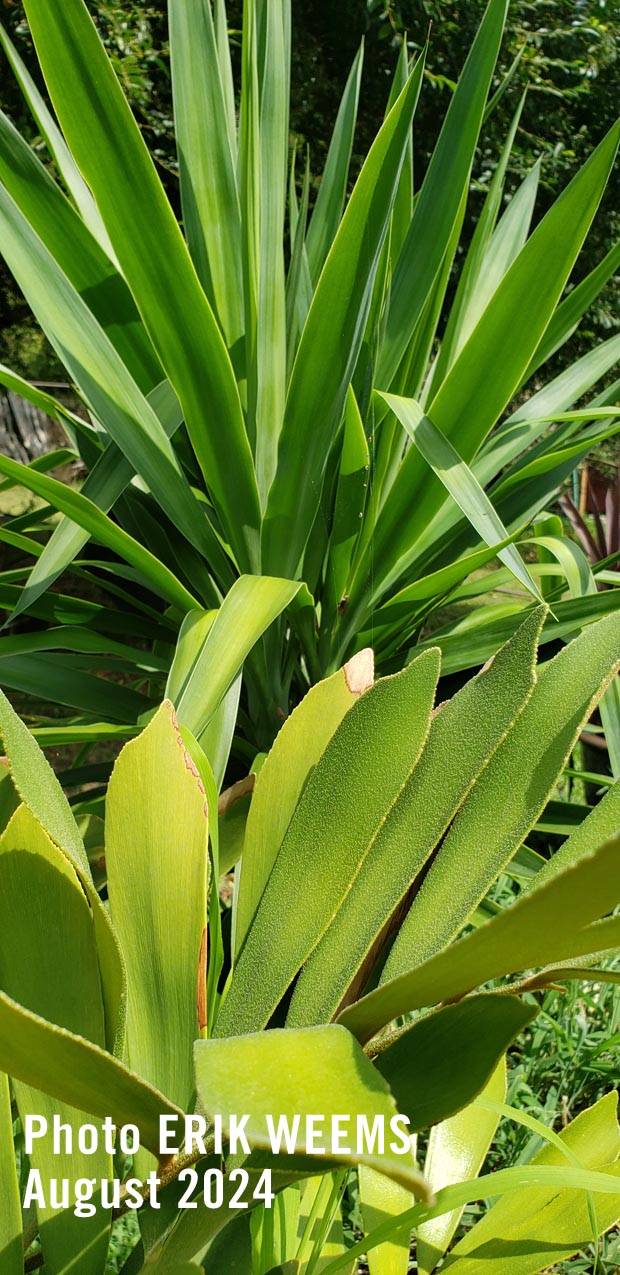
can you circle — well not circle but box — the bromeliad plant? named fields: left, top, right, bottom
left=1, top=607, right=620, bottom=1272
left=1, top=0, right=620, bottom=748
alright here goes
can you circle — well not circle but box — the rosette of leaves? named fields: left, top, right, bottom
left=1, top=605, right=620, bottom=1271
left=0, top=0, right=619, bottom=749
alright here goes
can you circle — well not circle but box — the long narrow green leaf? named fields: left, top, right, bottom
left=378, top=0, right=508, bottom=388
left=385, top=610, right=620, bottom=978
left=0, top=106, right=160, bottom=392
left=381, top=394, right=542, bottom=601
left=340, top=834, right=620, bottom=1045
left=262, top=55, right=425, bottom=577
left=306, top=43, right=364, bottom=283
left=0, top=453, right=198, bottom=615
left=172, top=576, right=306, bottom=739
left=169, top=0, right=243, bottom=346
left=0, top=20, right=115, bottom=259
left=22, top=0, right=261, bottom=571
left=364, top=122, right=620, bottom=601
left=216, top=648, right=441, bottom=1038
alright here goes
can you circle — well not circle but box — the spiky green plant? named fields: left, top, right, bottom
left=0, top=0, right=620, bottom=753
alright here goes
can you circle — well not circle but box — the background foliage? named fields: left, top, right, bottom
left=1, top=0, right=619, bottom=376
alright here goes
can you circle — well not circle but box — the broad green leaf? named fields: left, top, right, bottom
left=287, top=609, right=542, bottom=1027
left=0, top=689, right=125, bottom=1052
left=0, top=452, right=199, bottom=615
left=0, top=1071, right=21, bottom=1275
left=216, top=648, right=440, bottom=1038
left=234, top=647, right=374, bottom=957
left=378, top=0, right=508, bottom=388
left=339, top=833, right=620, bottom=1045
left=306, top=43, right=364, bottom=283
left=416, top=1061, right=506, bottom=1275
left=194, top=1025, right=432, bottom=1199
left=385, top=609, right=620, bottom=978
left=169, top=0, right=243, bottom=345
left=171, top=576, right=306, bottom=740
left=262, top=55, right=425, bottom=578
left=380, top=394, right=542, bottom=601
left=374, top=995, right=535, bottom=1133
left=106, top=702, right=209, bottom=1172
left=444, top=1093, right=620, bottom=1273
left=0, top=986, right=181, bottom=1159
left=22, top=0, right=261, bottom=571
left=0, top=805, right=111, bottom=1273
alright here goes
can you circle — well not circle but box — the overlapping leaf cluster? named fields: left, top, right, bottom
left=0, top=0, right=620, bottom=750
left=0, top=609, right=620, bottom=1271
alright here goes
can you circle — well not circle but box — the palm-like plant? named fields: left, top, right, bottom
left=0, top=0, right=619, bottom=755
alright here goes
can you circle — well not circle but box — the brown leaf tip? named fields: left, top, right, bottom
left=343, top=648, right=374, bottom=695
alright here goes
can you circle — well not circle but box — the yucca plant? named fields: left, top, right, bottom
left=1, top=607, right=620, bottom=1273
left=1, top=0, right=620, bottom=752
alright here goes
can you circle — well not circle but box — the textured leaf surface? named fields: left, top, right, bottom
left=216, top=650, right=440, bottom=1037
left=374, top=996, right=535, bottom=1133
left=287, top=609, right=542, bottom=1027
left=194, top=1025, right=432, bottom=1199
left=385, top=610, right=620, bottom=978
left=235, top=648, right=374, bottom=955
left=340, top=833, right=620, bottom=1044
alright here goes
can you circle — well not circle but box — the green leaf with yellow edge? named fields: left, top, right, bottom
left=106, top=701, right=209, bottom=1173
left=443, top=1093, right=620, bottom=1273
left=416, top=1061, right=506, bottom=1275
left=216, top=648, right=440, bottom=1038
left=234, top=646, right=374, bottom=957
left=0, top=1071, right=21, bottom=1275
left=373, top=995, right=536, bottom=1133
left=194, top=1025, right=432, bottom=1200
left=384, top=608, right=620, bottom=980
left=339, top=833, right=620, bottom=1045
left=287, top=607, right=542, bottom=1028
left=0, top=804, right=111, bottom=1274
left=0, top=988, right=182, bottom=1158
left=533, top=775, right=620, bottom=887
left=0, top=686, right=126, bottom=1054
